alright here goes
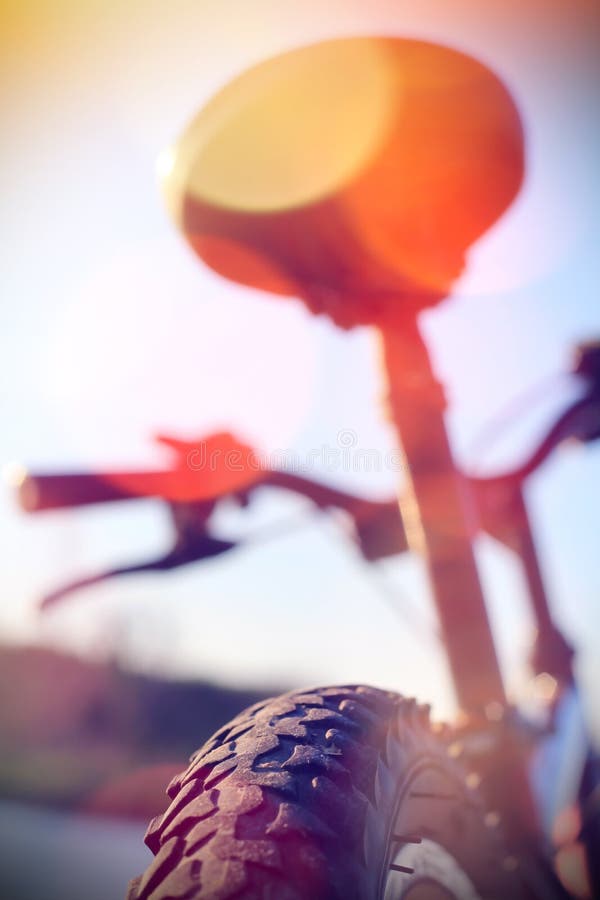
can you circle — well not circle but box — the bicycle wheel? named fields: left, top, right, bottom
left=127, top=685, right=526, bottom=899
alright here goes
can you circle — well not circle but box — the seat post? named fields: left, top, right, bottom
left=380, top=318, right=506, bottom=713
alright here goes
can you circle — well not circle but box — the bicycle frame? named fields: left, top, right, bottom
left=381, top=321, right=598, bottom=896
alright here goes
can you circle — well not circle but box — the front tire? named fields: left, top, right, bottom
left=128, top=685, right=525, bottom=899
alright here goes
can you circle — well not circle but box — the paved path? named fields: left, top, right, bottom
left=0, top=800, right=151, bottom=900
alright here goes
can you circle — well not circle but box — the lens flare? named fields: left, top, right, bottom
left=161, top=39, right=398, bottom=216
left=43, top=239, right=316, bottom=487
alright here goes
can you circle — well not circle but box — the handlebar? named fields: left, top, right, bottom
left=12, top=360, right=600, bottom=569
left=15, top=466, right=408, bottom=560
left=477, top=391, right=600, bottom=490
left=17, top=467, right=390, bottom=516
left=16, top=388, right=599, bottom=514
left=16, top=471, right=165, bottom=512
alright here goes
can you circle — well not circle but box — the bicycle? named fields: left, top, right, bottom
left=15, top=35, right=600, bottom=899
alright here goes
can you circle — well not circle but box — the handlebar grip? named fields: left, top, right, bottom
left=16, top=472, right=161, bottom=512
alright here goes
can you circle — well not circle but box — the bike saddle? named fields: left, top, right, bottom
left=159, top=36, right=524, bottom=328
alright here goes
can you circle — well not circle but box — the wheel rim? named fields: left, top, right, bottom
left=383, top=838, right=481, bottom=900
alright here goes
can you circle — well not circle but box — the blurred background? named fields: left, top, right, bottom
left=1, top=0, right=599, bottom=897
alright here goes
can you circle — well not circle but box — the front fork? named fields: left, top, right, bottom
left=530, top=684, right=598, bottom=898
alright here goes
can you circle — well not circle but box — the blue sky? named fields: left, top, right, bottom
left=1, top=0, right=599, bottom=727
